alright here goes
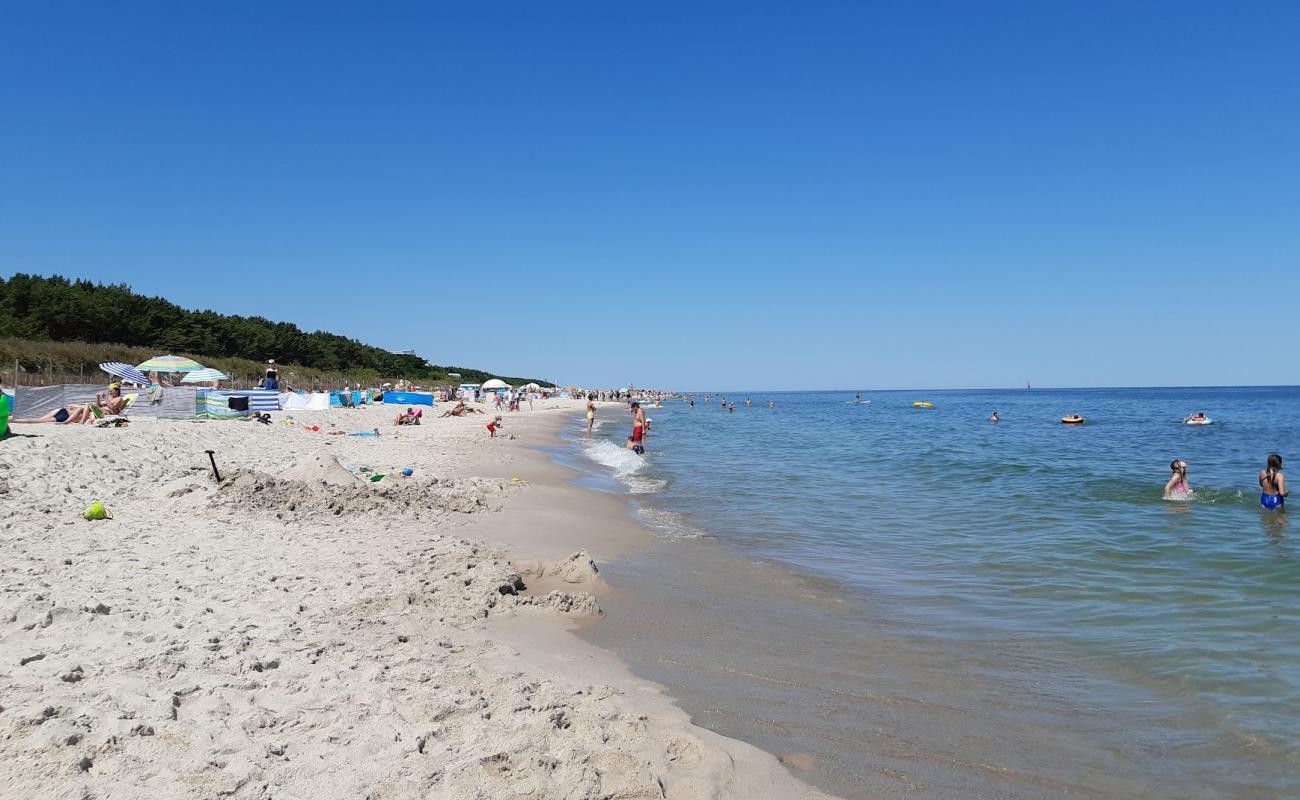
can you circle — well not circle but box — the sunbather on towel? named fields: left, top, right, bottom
left=439, top=401, right=485, bottom=417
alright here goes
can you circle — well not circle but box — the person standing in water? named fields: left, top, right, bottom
left=586, top=394, right=597, bottom=435
left=630, top=401, right=646, bottom=454
left=1164, top=459, right=1193, bottom=500
left=990, top=411, right=1000, bottom=423
left=1260, top=454, right=1287, bottom=510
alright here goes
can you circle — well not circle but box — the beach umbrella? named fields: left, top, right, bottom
left=135, top=355, right=205, bottom=373
left=180, top=368, right=230, bottom=384
left=481, top=378, right=510, bottom=390
left=99, top=362, right=151, bottom=385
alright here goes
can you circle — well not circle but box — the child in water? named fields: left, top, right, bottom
left=1164, top=459, right=1193, bottom=500
left=1259, top=453, right=1287, bottom=510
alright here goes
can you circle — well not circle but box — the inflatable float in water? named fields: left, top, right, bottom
left=912, top=402, right=934, bottom=409
left=1061, top=415, right=1086, bottom=425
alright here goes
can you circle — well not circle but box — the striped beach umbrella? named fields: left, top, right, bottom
left=135, top=355, right=205, bottom=373
left=180, top=368, right=230, bottom=384
left=99, top=362, right=151, bottom=385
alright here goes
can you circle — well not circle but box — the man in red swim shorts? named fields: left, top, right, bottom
left=629, top=401, right=646, bottom=453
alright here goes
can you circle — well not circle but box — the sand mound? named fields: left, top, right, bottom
left=518, top=550, right=602, bottom=586
left=215, top=471, right=514, bottom=520
left=275, top=452, right=360, bottom=486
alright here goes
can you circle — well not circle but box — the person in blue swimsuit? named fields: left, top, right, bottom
left=1259, top=453, right=1287, bottom=510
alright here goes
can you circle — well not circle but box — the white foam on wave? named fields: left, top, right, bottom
left=583, top=439, right=645, bottom=477
left=636, top=506, right=705, bottom=540
left=580, top=438, right=666, bottom=494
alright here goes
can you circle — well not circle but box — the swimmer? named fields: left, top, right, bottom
left=1184, top=411, right=1208, bottom=423
left=1259, top=453, right=1287, bottom=510
left=855, top=392, right=861, bottom=404
left=1164, top=459, right=1193, bottom=500
left=769, top=401, right=776, bottom=408
left=990, top=411, right=1000, bottom=423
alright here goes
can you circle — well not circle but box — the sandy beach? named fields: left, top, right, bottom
left=0, top=398, right=830, bottom=800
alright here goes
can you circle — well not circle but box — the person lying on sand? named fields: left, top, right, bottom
left=439, top=401, right=485, bottom=417
left=13, top=405, right=96, bottom=425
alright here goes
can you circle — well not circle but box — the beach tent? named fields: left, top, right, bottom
left=99, top=362, right=151, bottom=386
left=481, top=379, right=510, bottom=390
left=136, top=355, right=205, bottom=373
left=181, top=368, right=230, bottom=384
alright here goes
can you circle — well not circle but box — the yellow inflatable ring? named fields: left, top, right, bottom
left=1061, top=415, right=1085, bottom=425
left=913, top=402, right=934, bottom=409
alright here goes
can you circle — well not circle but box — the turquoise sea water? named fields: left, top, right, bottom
left=578, top=387, right=1299, bottom=796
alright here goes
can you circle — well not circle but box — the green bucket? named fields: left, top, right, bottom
left=0, top=392, right=9, bottom=438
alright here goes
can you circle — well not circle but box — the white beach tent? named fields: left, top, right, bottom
left=481, top=379, right=510, bottom=390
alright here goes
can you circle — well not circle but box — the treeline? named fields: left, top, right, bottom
left=0, top=274, right=548, bottom=386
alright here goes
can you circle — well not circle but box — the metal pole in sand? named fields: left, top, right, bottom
left=205, top=450, right=223, bottom=483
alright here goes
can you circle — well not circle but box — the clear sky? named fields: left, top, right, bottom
left=2, top=1, right=1297, bottom=390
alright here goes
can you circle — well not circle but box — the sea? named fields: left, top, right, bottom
left=563, top=387, right=1299, bottom=799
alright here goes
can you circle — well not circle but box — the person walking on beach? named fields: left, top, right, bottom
left=1260, top=454, right=1287, bottom=510
left=586, top=394, right=597, bottom=434
left=1164, top=459, right=1194, bottom=500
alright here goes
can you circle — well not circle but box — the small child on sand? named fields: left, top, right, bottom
left=487, top=416, right=503, bottom=437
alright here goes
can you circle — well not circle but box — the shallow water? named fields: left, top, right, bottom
left=573, top=388, right=1300, bottom=798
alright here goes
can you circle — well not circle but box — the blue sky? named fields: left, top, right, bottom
left=2, top=1, right=1297, bottom=390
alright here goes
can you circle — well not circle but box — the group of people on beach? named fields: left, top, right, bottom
left=11, top=383, right=128, bottom=425
left=582, top=392, right=649, bottom=454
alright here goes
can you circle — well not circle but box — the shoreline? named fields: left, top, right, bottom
left=0, top=399, right=831, bottom=799
left=564, top=396, right=1296, bottom=800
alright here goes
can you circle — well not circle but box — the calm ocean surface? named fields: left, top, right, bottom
left=577, top=387, right=1299, bottom=796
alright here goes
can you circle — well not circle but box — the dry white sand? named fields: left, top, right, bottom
left=0, top=399, right=831, bottom=799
